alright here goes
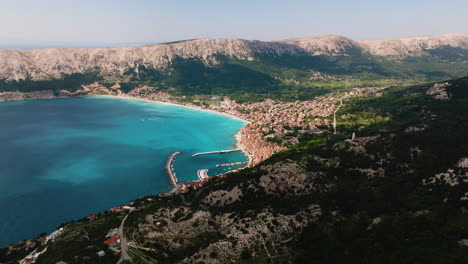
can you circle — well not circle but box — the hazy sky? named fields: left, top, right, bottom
left=1, top=0, right=467, bottom=47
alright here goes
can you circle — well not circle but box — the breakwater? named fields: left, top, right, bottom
left=216, top=161, right=248, bottom=167
left=192, top=149, right=240, bottom=157
left=165, top=152, right=181, bottom=188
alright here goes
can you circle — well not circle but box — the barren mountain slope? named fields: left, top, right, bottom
left=0, top=39, right=302, bottom=81
left=1, top=34, right=467, bottom=82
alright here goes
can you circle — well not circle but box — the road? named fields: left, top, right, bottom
left=333, top=96, right=344, bottom=134
left=117, top=214, right=130, bottom=264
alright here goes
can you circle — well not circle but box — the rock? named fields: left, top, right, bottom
left=426, top=82, right=451, bottom=100
left=424, top=168, right=468, bottom=186
left=457, top=158, right=468, bottom=168
left=458, top=239, right=468, bottom=247
left=367, top=217, right=382, bottom=230
left=404, top=124, right=428, bottom=132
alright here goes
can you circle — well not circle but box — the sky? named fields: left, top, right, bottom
left=1, top=0, right=467, bottom=48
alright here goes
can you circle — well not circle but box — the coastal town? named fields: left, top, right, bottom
left=123, top=85, right=385, bottom=166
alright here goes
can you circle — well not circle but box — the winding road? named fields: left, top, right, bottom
left=117, top=214, right=130, bottom=264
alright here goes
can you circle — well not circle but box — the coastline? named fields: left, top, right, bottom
left=0, top=93, right=255, bottom=249
left=97, top=94, right=251, bottom=124
left=0, top=92, right=254, bottom=169
left=96, top=94, right=254, bottom=167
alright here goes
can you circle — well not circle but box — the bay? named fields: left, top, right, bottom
left=0, top=96, right=247, bottom=247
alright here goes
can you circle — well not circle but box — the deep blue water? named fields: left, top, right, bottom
left=0, top=96, right=247, bottom=247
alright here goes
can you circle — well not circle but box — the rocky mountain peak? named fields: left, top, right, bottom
left=0, top=33, right=467, bottom=82
left=280, top=34, right=361, bottom=56
left=357, top=33, right=468, bottom=56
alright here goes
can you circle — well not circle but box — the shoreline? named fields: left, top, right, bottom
left=96, top=94, right=251, bottom=124
left=0, top=92, right=254, bottom=170
left=95, top=94, right=254, bottom=167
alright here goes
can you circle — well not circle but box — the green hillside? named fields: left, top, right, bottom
left=2, top=53, right=468, bottom=103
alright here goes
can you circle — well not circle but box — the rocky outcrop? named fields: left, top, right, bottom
left=280, top=35, right=362, bottom=56
left=427, top=82, right=451, bottom=100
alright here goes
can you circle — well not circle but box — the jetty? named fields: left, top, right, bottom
left=192, top=149, right=240, bottom=157
left=165, top=152, right=181, bottom=188
left=216, top=161, right=248, bottom=167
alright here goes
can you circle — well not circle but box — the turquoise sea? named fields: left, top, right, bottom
left=0, top=96, right=247, bottom=247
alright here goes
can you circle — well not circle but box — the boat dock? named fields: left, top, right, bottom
left=192, top=149, right=240, bottom=157
left=216, top=161, right=248, bottom=167
left=165, top=152, right=181, bottom=188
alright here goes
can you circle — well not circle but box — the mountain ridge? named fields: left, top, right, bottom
left=1, top=33, right=467, bottom=82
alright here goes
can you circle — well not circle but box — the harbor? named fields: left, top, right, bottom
left=164, top=149, right=250, bottom=192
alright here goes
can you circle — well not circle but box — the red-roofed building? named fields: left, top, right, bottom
left=24, top=242, right=36, bottom=249
left=104, top=236, right=119, bottom=245
left=87, top=215, right=97, bottom=220
left=111, top=207, right=122, bottom=212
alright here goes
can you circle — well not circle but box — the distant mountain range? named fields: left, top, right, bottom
left=1, top=34, right=468, bottom=263
left=1, top=33, right=468, bottom=103
left=0, top=33, right=467, bottom=82
left=282, top=33, right=468, bottom=56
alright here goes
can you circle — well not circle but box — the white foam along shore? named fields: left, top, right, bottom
left=96, top=94, right=253, bottom=167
